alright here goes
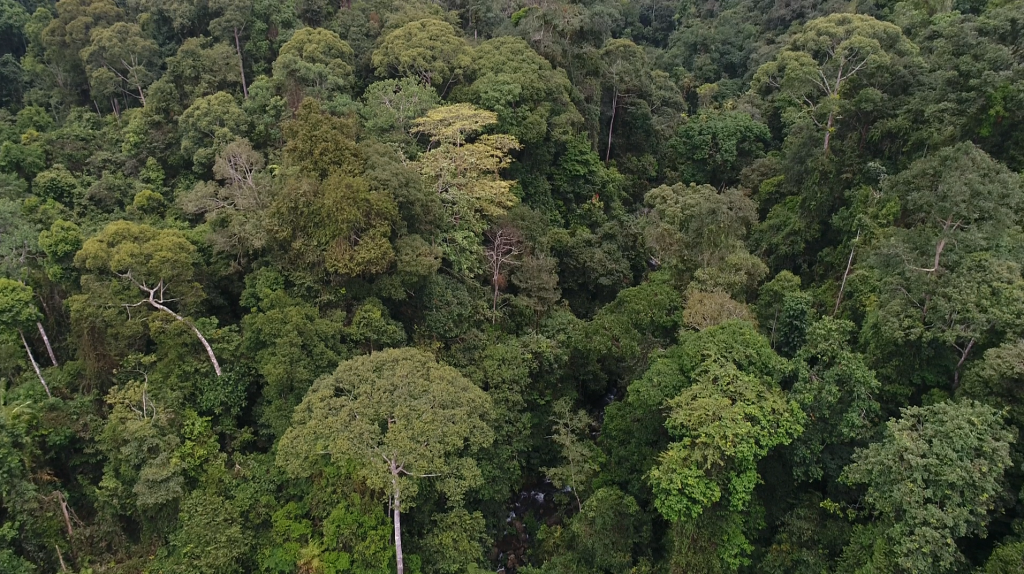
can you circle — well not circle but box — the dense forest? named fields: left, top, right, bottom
left=5, top=0, right=1024, bottom=572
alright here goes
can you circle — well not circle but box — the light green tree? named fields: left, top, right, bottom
left=649, top=359, right=804, bottom=571
left=412, top=103, right=520, bottom=276
left=277, top=348, right=493, bottom=574
left=372, top=19, right=471, bottom=93
left=360, top=78, right=439, bottom=146
left=179, top=138, right=275, bottom=255
left=178, top=91, right=248, bottom=172
left=80, top=22, right=161, bottom=107
left=543, top=398, right=603, bottom=511
left=272, top=27, right=354, bottom=104
left=643, top=183, right=764, bottom=294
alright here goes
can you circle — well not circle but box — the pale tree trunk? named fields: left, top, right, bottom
left=833, top=230, right=859, bottom=316
left=823, top=110, right=835, bottom=154
left=605, top=88, right=618, bottom=163
left=20, top=330, right=51, bottom=398
left=391, top=467, right=404, bottom=574
left=38, top=321, right=58, bottom=366
left=147, top=298, right=222, bottom=376
left=234, top=27, right=249, bottom=99
left=123, top=274, right=223, bottom=376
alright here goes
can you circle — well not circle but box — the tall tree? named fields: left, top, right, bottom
left=74, top=221, right=224, bottom=376
left=80, top=22, right=161, bottom=108
left=272, top=27, right=355, bottom=106
left=278, top=348, right=493, bottom=574
left=372, top=19, right=471, bottom=94
left=752, top=13, right=918, bottom=154
left=209, top=0, right=253, bottom=98
left=0, top=278, right=50, bottom=396
left=841, top=400, right=1016, bottom=573
left=600, top=39, right=652, bottom=163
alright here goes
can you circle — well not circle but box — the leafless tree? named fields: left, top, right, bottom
left=485, top=227, right=523, bottom=319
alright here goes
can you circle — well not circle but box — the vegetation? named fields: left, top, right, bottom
left=3, top=0, right=1024, bottom=573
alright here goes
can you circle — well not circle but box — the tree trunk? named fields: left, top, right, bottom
left=146, top=298, right=223, bottom=376
left=234, top=28, right=249, bottom=99
left=491, top=267, right=501, bottom=320
left=953, top=338, right=976, bottom=391
left=38, top=322, right=58, bottom=366
left=20, top=330, right=51, bottom=398
left=391, top=469, right=404, bottom=574
left=823, top=110, right=834, bottom=154
left=605, top=88, right=618, bottom=163
left=833, top=230, right=859, bottom=316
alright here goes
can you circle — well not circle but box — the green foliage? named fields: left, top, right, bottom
left=650, top=360, right=804, bottom=522
left=179, top=92, right=248, bottom=172
left=372, top=19, right=471, bottom=88
left=273, top=27, right=355, bottom=103
left=789, top=318, right=881, bottom=481
left=666, top=109, right=771, bottom=188
left=5, top=2, right=1024, bottom=572
left=643, top=183, right=759, bottom=284
left=160, top=490, right=250, bottom=574
left=360, top=78, right=439, bottom=145
left=0, top=278, right=40, bottom=333
left=278, top=347, right=494, bottom=505
left=420, top=508, right=488, bottom=574
left=842, top=400, right=1016, bottom=573
left=542, top=398, right=603, bottom=509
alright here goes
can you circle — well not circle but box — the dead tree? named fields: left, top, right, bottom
left=485, top=227, right=523, bottom=320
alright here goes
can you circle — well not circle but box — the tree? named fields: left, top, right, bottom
left=271, top=171, right=399, bottom=278
left=788, top=318, right=881, bottom=482
left=409, top=102, right=520, bottom=216
left=865, top=143, right=1024, bottom=388
left=272, top=27, right=355, bottom=106
left=841, top=400, right=1016, bottom=573
left=465, top=36, right=580, bottom=146
left=74, top=221, right=223, bottom=376
left=0, top=278, right=50, bottom=396
left=372, top=19, right=471, bottom=93
left=178, top=91, right=248, bottom=172
left=209, top=0, right=254, bottom=99
left=642, top=183, right=759, bottom=282
left=0, top=0, right=29, bottom=57
left=80, top=22, right=161, bottom=108
left=360, top=78, right=439, bottom=146
left=512, top=252, right=561, bottom=322
left=412, top=104, right=520, bottom=275
left=752, top=13, right=918, bottom=154
left=600, top=38, right=652, bottom=163
left=543, top=398, right=603, bottom=511
left=484, top=225, right=522, bottom=317
left=665, top=109, right=771, bottom=188
left=38, top=0, right=125, bottom=103
left=281, top=98, right=361, bottom=180
left=179, top=138, right=276, bottom=255
left=648, top=359, right=804, bottom=570
left=162, top=37, right=241, bottom=107
left=278, top=348, right=493, bottom=574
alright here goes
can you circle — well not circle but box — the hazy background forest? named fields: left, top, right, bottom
left=3, top=0, right=1024, bottom=572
